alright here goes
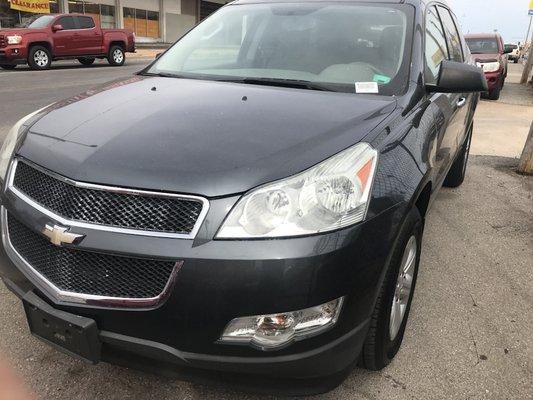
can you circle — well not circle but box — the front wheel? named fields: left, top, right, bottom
left=28, top=46, right=51, bottom=70
left=78, top=57, right=95, bottom=66
left=108, top=45, right=125, bottom=66
left=359, top=207, right=422, bottom=370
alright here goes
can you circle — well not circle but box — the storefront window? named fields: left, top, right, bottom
left=68, top=0, right=115, bottom=29
left=123, top=7, right=159, bottom=39
left=0, top=0, right=59, bottom=28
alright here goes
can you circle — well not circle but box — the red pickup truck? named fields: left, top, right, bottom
left=0, top=14, right=135, bottom=70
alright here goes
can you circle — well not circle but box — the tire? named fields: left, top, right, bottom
left=514, top=59, right=519, bottom=64
left=443, top=125, right=472, bottom=188
left=359, top=207, right=423, bottom=371
left=28, top=45, right=52, bottom=70
left=0, top=65, right=16, bottom=70
left=488, top=85, right=501, bottom=100
left=78, top=57, right=95, bottom=66
left=108, top=45, right=125, bottom=66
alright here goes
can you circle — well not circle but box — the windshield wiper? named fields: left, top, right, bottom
left=224, top=77, right=336, bottom=92
left=139, top=71, right=186, bottom=78
left=139, top=73, right=338, bottom=91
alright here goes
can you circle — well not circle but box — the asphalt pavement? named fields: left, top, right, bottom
left=0, top=61, right=531, bottom=400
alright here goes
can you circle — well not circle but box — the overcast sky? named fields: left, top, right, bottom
left=447, top=0, right=532, bottom=43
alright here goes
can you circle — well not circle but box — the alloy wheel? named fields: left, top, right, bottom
left=389, top=235, right=417, bottom=341
left=34, top=50, right=49, bottom=68
left=113, top=49, right=124, bottom=64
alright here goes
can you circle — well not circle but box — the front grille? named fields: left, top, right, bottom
left=12, top=160, right=204, bottom=235
left=7, top=213, right=177, bottom=299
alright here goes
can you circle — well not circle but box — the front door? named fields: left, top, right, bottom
left=436, top=6, right=471, bottom=154
left=52, top=16, right=77, bottom=56
left=424, top=6, right=459, bottom=181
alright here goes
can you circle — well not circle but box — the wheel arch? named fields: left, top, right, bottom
left=414, top=182, right=432, bottom=220
left=28, top=41, right=52, bottom=54
left=109, top=40, right=126, bottom=50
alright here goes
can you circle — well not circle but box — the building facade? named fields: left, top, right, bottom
left=0, top=0, right=229, bottom=43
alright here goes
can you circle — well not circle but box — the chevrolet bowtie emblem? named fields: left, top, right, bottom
left=42, top=224, right=85, bottom=247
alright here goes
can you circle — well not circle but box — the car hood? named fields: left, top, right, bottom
left=19, top=76, right=396, bottom=197
left=0, top=28, right=31, bottom=35
left=472, top=53, right=500, bottom=61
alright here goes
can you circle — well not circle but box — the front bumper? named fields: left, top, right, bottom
left=0, top=185, right=405, bottom=380
left=0, top=46, right=27, bottom=65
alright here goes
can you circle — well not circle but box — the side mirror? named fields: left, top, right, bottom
left=503, top=45, right=514, bottom=54
left=427, top=60, right=488, bottom=93
left=52, top=24, right=63, bottom=32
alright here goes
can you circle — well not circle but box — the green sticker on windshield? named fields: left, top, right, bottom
left=373, top=74, right=391, bottom=84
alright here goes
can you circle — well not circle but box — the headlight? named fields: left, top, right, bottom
left=0, top=107, right=49, bottom=183
left=477, top=61, right=500, bottom=73
left=6, top=35, right=22, bottom=45
left=220, top=298, right=344, bottom=350
left=216, top=142, right=378, bottom=238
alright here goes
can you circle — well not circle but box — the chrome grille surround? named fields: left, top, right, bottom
left=1, top=207, right=183, bottom=308
left=6, top=158, right=209, bottom=239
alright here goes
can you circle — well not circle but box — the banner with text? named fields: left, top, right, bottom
left=9, top=0, right=51, bottom=14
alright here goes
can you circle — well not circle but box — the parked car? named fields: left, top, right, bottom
left=0, top=13, right=135, bottom=70
left=465, top=33, right=512, bottom=100
left=505, top=43, right=521, bottom=63
left=0, top=0, right=486, bottom=394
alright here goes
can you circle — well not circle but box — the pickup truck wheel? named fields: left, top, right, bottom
left=443, top=124, right=472, bottom=188
left=359, top=207, right=422, bottom=371
left=0, top=65, right=16, bottom=70
left=78, top=57, right=95, bottom=66
left=28, top=46, right=51, bottom=70
left=108, top=46, right=125, bottom=66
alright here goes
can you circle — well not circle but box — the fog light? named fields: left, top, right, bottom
left=219, top=297, right=344, bottom=350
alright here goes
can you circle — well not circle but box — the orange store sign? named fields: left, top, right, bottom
left=9, top=0, right=51, bottom=14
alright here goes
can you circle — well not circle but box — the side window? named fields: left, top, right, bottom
left=425, top=6, right=448, bottom=84
left=56, top=16, right=76, bottom=30
left=437, top=6, right=464, bottom=62
left=78, top=16, right=95, bottom=29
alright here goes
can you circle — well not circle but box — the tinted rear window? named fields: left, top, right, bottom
left=78, top=16, right=96, bottom=29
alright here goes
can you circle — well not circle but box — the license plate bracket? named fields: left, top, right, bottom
left=22, top=291, right=101, bottom=364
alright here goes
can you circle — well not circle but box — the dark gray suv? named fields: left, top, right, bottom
left=0, top=0, right=486, bottom=394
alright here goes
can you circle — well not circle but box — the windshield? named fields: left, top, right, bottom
left=466, top=38, right=499, bottom=54
left=24, top=15, right=55, bottom=28
left=147, top=3, right=413, bottom=95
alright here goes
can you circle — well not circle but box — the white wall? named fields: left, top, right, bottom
left=121, top=0, right=160, bottom=12
left=166, top=12, right=195, bottom=42
left=163, top=0, right=181, bottom=14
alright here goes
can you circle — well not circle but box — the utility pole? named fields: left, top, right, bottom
left=518, top=123, right=533, bottom=175
left=520, top=29, right=533, bottom=84
left=525, top=16, right=533, bottom=46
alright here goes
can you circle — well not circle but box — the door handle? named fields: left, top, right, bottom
left=457, top=97, right=467, bottom=108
